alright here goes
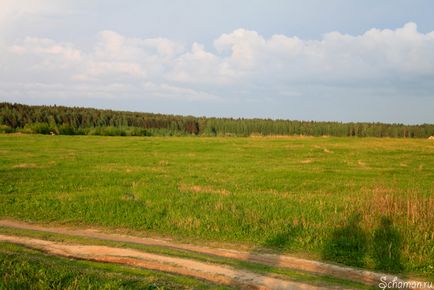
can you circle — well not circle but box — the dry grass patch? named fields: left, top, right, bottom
left=13, top=160, right=57, bottom=169
left=13, top=163, right=39, bottom=169
left=363, top=189, right=434, bottom=226
left=149, top=167, right=168, bottom=173
left=357, top=160, right=367, bottom=167
left=178, top=184, right=230, bottom=196
left=172, top=216, right=202, bottom=230
left=55, top=192, right=73, bottom=201
left=96, top=164, right=145, bottom=173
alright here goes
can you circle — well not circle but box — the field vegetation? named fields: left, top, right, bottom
left=1, top=134, right=433, bottom=279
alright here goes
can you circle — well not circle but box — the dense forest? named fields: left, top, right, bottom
left=0, top=102, right=433, bottom=138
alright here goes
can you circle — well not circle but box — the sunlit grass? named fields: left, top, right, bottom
left=0, top=135, right=433, bottom=277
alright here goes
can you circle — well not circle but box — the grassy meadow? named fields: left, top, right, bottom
left=0, top=134, right=433, bottom=277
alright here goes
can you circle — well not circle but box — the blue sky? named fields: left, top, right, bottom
left=1, top=0, right=433, bottom=123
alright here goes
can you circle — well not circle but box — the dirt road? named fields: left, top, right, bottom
left=0, top=234, right=324, bottom=289
left=0, top=219, right=410, bottom=289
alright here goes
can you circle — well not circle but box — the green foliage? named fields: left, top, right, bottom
left=0, top=125, right=13, bottom=133
left=58, top=124, right=79, bottom=135
left=1, top=102, right=433, bottom=137
left=90, top=126, right=128, bottom=136
left=22, top=122, right=52, bottom=134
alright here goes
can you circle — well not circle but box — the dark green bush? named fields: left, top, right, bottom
left=23, top=122, right=51, bottom=134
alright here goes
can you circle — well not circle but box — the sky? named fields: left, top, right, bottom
left=1, top=0, right=434, bottom=124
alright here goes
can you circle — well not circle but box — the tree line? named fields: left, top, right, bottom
left=0, top=102, right=433, bottom=138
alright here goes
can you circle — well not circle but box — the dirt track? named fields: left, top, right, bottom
left=0, top=234, right=325, bottom=290
left=0, top=219, right=400, bottom=286
left=0, top=219, right=416, bottom=289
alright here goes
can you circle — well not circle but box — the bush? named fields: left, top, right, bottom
left=0, top=125, right=14, bottom=133
left=88, top=127, right=127, bottom=136
left=126, top=127, right=152, bottom=136
left=58, top=125, right=76, bottom=135
left=23, top=122, right=51, bottom=134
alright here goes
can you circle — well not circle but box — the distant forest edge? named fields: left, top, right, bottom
left=1, top=103, right=433, bottom=138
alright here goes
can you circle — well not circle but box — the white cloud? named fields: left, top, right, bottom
left=0, top=0, right=80, bottom=39
left=9, top=37, right=81, bottom=61
left=1, top=22, right=434, bottom=108
left=214, top=29, right=266, bottom=69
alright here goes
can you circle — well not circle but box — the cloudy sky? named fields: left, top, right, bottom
left=1, top=0, right=433, bottom=123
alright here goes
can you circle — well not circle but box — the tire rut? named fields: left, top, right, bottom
left=0, top=234, right=326, bottom=290
left=0, top=219, right=408, bottom=287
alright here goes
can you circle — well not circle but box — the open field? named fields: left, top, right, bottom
left=0, top=134, right=433, bottom=281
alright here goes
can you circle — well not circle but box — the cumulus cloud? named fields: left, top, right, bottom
left=1, top=22, right=434, bottom=119
left=208, top=22, right=434, bottom=83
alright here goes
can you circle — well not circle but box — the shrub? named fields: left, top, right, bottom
left=0, top=125, right=14, bottom=133
left=23, top=122, right=51, bottom=134
left=58, top=125, right=76, bottom=135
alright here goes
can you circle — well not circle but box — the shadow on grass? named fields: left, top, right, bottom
left=372, top=217, right=403, bottom=273
left=322, top=212, right=367, bottom=268
left=322, top=212, right=404, bottom=273
left=241, top=223, right=304, bottom=272
left=238, top=213, right=404, bottom=288
left=262, top=223, right=304, bottom=251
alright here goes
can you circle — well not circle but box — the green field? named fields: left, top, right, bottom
left=0, top=134, right=433, bottom=278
